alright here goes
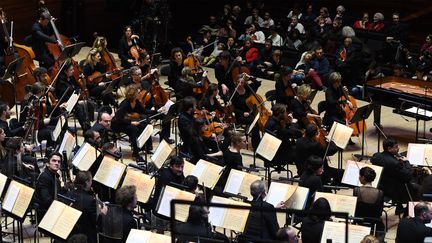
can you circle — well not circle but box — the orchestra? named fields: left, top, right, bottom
left=1, top=1, right=432, bottom=242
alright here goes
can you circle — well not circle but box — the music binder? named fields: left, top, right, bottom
left=137, top=124, right=153, bottom=149
left=314, top=192, right=357, bottom=216
left=190, top=159, right=223, bottom=189
left=156, top=185, right=196, bottom=222
left=59, top=130, right=76, bottom=159
left=151, top=139, right=173, bottom=168
left=223, top=169, right=261, bottom=200
left=93, top=156, right=127, bottom=189
left=72, top=142, right=99, bottom=171
left=38, top=200, right=82, bottom=240
left=208, top=196, right=250, bottom=232
left=265, top=182, right=309, bottom=210
left=2, top=180, right=35, bottom=219
left=326, top=122, right=354, bottom=149
left=121, top=169, right=155, bottom=203
left=320, top=221, right=371, bottom=243
left=256, top=132, right=282, bottom=161
left=341, top=160, right=383, bottom=188
left=126, top=229, right=171, bottom=243
left=407, top=143, right=432, bottom=166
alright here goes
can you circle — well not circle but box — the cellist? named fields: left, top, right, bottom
left=30, top=11, right=63, bottom=69
left=291, top=84, right=322, bottom=129
left=118, top=25, right=145, bottom=69
left=231, top=72, right=261, bottom=150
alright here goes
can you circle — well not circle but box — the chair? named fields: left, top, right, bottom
left=264, top=90, right=277, bottom=108
left=317, top=101, right=327, bottom=115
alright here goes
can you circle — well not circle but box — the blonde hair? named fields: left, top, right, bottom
left=92, top=36, right=107, bottom=53
left=360, top=235, right=379, bottom=243
left=85, top=48, right=100, bottom=69
left=329, top=72, right=342, bottom=84
left=297, top=84, right=312, bottom=98
left=125, top=84, right=140, bottom=101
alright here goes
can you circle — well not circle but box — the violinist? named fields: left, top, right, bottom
left=0, top=102, right=25, bottom=137
left=295, top=124, right=342, bottom=183
left=370, top=137, right=417, bottom=215
left=189, top=118, right=223, bottom=164
left=92, top=36, right=120, bottom=77
left=111, top=84, right=150, bottom=162
left=118, top=25, right=145, bottom=68
left=198, top=83, right=224, bottom=120
left=3, top=136, right=38, bottom=180
left=56, top=62, right=94, bottom=132
left=232, top=72, right=262, bottom=147
left=130, top=65, right=172, bottom=143
left=291, top=84, right=322, bottom=129
left=82, top=48, right=117, bottom=107
left=275, top=66, right=303, bottom=106
left=214, top=51, right=235, bottom=101
left=168, top=47, right=184, bottom=90
left=178, top=96, right=197, bottom=157
left=176, top=67, right=207, bottom=100
left=31, top=11, right=62, bottom=69
left=264, top=103, right=302, bottom=166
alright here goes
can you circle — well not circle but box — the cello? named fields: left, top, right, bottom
left=93, top=35, right=121, bottom=80
left=339, top=86, right=365, bottom=136
left=242, top=73, right=271, bottom=131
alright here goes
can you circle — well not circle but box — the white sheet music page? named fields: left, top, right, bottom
left=3, top=183, right=20, bottom=212
left=157, top=187, right=177, bottom=218
left=208, top=196, right=228, bottom=227
left=256, top=133, right=282, bottom=161
left=223, top=170, right=244, bottom=195
left=66, top=92, right=79, bottom=113
left=137, top=124, right=154, bottom=149
left=151, top=139, right=172, bottom=168
left=326, top=122, right=353, bottom=149
left=59, top=131, right=76, bottom=158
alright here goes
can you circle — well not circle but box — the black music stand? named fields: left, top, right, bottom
left=58, top=42, right=86, bottom=62
left=352, top=104, right=374, bottom=161
left=3, top=57, right=23, bottom=117
left=102, top=76, right=122, bottom=96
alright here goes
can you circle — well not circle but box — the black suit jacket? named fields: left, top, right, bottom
left=242, top=199, right=279, bottom=241
left=70, top=188, right=98, bottom=243
left=396, top=217, right=432, bottom=243
left=31, top=22, right=56, bottom=58
left=35, top=169, right=61, bottom=216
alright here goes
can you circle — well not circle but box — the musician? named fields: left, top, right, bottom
left=91, top=111, right=112, bottom=145
left=176, top=67, right=207, bottom=101
left=114, top=185, right=138, bottom=242
left=300, top=197, right=332, bottom=243
left=70, top=170, right=107, bottom=243
left=3, top=136, right=38, bottom=179
left=152, top=156, right=185, bottom=209
left=118, top=25, right=144, bottom=68
left=265, top=103, right=302, bottom=165
left=370, top=137, right=416, bottom=214
left=168, top=47, right=184, bottom=90
left=231, top=72, right=261, bottom=150
left=31, top=11, right=62, bottom=69
left=275, top=227, right=298, bottom=243
left=176, top=206, right=213, bottom=243
left=35, top=152, right=63, bottom=220
left=299, top=155, right=324, bottom=208
left=296, top=124, right=341, bottom=183
left=214, top=51, right=235, bottom=100
left=56, top=62, right=94, bottom=132
left=275, top=66, right=303, bottom=106
left=0, top=102, right=25, bottom=137
left=396, top=201, right=432, bottom=243
left=0, top=128, right=6, bottom=162
left=322, top=72, right=348, bottom=128
left=82, top=48, right=117, bottom=107
left=198, top=83, right=224, bottom=118
left=111, top=84, right=150, bottom=162
left=189, top=118, right=223, bottom=164
left=241, top=180, right=283, bottom=241
left=291, top=84, right=321, bottom=129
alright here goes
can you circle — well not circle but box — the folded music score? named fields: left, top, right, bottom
left=137, top=124, right=153, bottom=149
left=2, top=180, right=35, bottom=219
left=320, top=221, right=371, bottom=243
left=342, top=160, right=383, bottom=188
left=72, top=142, right=99, bottom=171
left=190, top=159, right=224, bottom=189
left=208, top=196, right=250, bottom=233
left=223, top=169, right=261, bottom=200
left=121, top=169, right=155, bottom=203
left=326, top=122, right=354, bottom=149
left=126, top=229, right=171, bottom=243
left=151, top=139, right=173, bottom=168
left=156, top=185, right=196, bottom=222
left=314, top=192, right=357, bottom=217
left=407, top=143, right=432, bottom=166
left=65, top=92, right=80, bottom=113
left=265, top=182, right=309, bottom=210
left=52, top=115, right=66, bottom=142
left=182, top=160, right=195, bottom=177
left=94, top=156, right=126, bottom=189
left=38, top=200, right=82, bottom=240
left=256, top=132, right=282, bottom=161
left=59, top=130, right=76, bottom=159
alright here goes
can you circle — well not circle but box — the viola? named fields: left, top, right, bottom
left=86, top=70, right=120, bottom=84
left=338, top=86, right=366, bottom=136
left=201, top=121, right=225, bottom=139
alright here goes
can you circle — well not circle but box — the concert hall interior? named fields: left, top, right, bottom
left=1, top=0, right=432, bottom=242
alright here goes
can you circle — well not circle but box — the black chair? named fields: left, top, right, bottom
left=264, top=89, right=277, bottom=108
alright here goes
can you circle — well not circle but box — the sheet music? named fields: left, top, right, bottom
left=0, top=173, right=8, bottom=197
left=162, top=100, right=174, bottom=115
left=52, top=115, right=66, bottom=142
left=122, top=170, right=155, bottom=203
left=106, top=165, right=123, bottom=189
left=126, top=229, right=171, bottom=243
left=13, top=184, right=34, bottom=218
left=208, top=196, right=230, bottom=226
left=191, top=160, right=223, bottom=189
left=266, top=182, right=297, bottom=207
left=408, top=201, right=419, bottom=217
left=182, top=160, right=195, bottom=177
left=224, top=170, right=244, bottom=195
left=190, top=160, right=206, bottom=178
left=137, top=124, right=153, bottom=149
left=94, top=156, right=125, bottom=189
left=342, top=161, right=382, bottom=188
left=72, top=143, right=98, bottom=171
left=39, top=200, right=65, bottom=232
left=224, top=200, right=250, bottom=232
left=247, top=113, right=260, bottom=134
left=157, top=187, right=177, bottom=218
left=315, top=192, right=357, bottom=216
left=175, top=190, right=196, bottom=222
left=407, top=143, right=432, bottom=166
left=66, top=92, right=79, bottom=113
left=326, top=122, right=354, bottom=149
left=256, top=133, right=282, bottom=161
left=52, top=204, right=82, bottom=239
left=286, top=186, right=309, bottom=210
left=3, top=183, right=20, bottom=212
left=320, top=221, right=371, bottom=243
left=240, top=173, right=261, bottom=200
left=151, top=140, right=172, bottom=168
left=59, top=131, right=76, bottom=158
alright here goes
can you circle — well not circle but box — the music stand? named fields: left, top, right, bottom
left=58, top=42, right=86, bottom=62
left=102, top=76, right=122, bottom=96
left=3, top=57, right=23, bottom=117
left=352, top=104, right=374, bottom=161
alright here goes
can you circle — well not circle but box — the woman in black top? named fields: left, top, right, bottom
left=323, top=72, right=347, bottom=127
left=118, top=25, right=145, bottom=69
left=301, top=197, right=332, bottom=243
left=291, top=84, right=322, bottom=129
left=198, top=83, right=224, bottom=118
left=299, top=155, right=324, bottom=209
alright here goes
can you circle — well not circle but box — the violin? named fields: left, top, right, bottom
left=86, top=70, right=120, bottom=84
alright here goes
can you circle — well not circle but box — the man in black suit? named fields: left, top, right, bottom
left=396, top=201, right=432, bottom=243
left=91, top=111, right=112, bottom=145
left=178, top=96, right=196, bottom=157
left=241, top=180, right=284, bottom=242
left=371, top=137, right=416, bottom=214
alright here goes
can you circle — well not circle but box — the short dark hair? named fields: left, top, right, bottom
left=169, top=156, right=184, bottom=167
left=39, top=11, right=51, bottom=20
left=360, top=166, right=376, bottom=183
left=305, top=124, right=318, bottom=138
left=306, top=155, right=323, bottom=172
left=74, top=171, right=92, bottom=189
left=67, top=233, right=88, bottom=243
left=97, top=111, right=110, bottom=122
left=310, top=197, right=331, bottom=220
left=414, top=201, right=430, bottom=217
left=280, top=66, right=293, bottom=77
left=183, top=175, right=198, bottom=191
left=5, top=137, right=22, bottom=151
left=116, top=185, right=136, bottom=208
left=48, top=151, right=63, bottom=162
left=182, top=96, right=196, bottom=112
left=383, top=137, right=397, bottom=151
left=272, top=103, right=287, bottom=117
left=0, top=102, right=7, bottom=115
left=187, top=205, right=208, bottom=224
